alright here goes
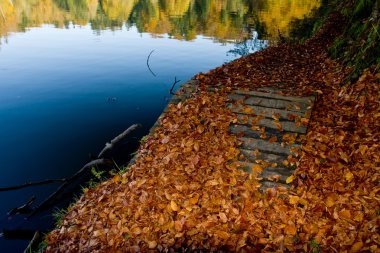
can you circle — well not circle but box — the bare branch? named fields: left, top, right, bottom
left=0, top=179, right=66, bottom=192
left=170, top=76, right=181, bottom=95
left=146, top=50, right=157, bottom=77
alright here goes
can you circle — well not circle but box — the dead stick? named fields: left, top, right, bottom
left=23, top=231, right=41, bottom=253
left=170, top=76, right=181, bottom=95
left=98, top=124, right=142, bottom=158
left=146, top=50, right=156, bottom=77
left=0, top=179, right=66, bottom=192
left=28, top=159, right=111, bottom=218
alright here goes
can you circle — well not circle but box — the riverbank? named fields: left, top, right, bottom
left=43, top=11, right=379, bottom=253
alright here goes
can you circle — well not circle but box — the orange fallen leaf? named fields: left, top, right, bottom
left=170, top=201, right=179, bottom=212
left=268, top=136, right=278, bottom=143
left=284, top=224, right=297, bottom=235
left=252, top=164, right=263, bottom=173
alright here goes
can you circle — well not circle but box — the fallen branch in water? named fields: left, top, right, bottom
left=8, top=196, right=36, bottom=216
left=146, top=50, right=157, bottom=77
left=98, top=124, right=142, bottom=159
left=0, top=179, right=66, bottom=192
left=170, top=76, right=181, bottom=95
left=28, top=158, right=113, bottom=218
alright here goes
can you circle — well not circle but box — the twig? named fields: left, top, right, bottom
left=98, top=124, right=142, bottom=158
left=146, top=50, right=156, bottom=77
left=23, top=231, right=41, bottom=253
left=170, top=76, right=181, bottom=95
left=0, top=179, right=66, bottom=192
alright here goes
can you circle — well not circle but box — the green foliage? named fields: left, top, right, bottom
left=139, top=135, right=149, bottom=144
left=32, top=240, right=48, bottom=253
left=309, top=239, right=321, bottom=253
left=91, top=166, right=105, bottom=180
left=52, top=208, right=68, bottom=227
left=289, top=0, right=379, bottom=81
left=353, top=0, right=374, bottom=19
left=287, top=0, right=330, bottom=43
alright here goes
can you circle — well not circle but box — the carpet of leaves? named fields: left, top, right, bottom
left=45, top=13, right=379, bottom=252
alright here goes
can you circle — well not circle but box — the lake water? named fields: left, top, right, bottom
left=0, top=0, right=320, bottom=251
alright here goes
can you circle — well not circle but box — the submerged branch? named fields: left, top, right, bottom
left=8, top=196, right=36, bottom=216
left=98, top=124, right=142, bottom=159
left=170, top=76, right=181, bottom=95
left=28, top=158, right=112, bottom=218
left=146, top=50, right=157, bottom=77
left=0, top=179, right=66, bottom=192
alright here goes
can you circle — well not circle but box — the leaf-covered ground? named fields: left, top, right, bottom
left=45, top=13, right=379, bottom=252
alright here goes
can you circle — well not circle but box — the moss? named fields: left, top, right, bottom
left=353, top=0, right=374, bottom=19
left=289, top=0, right=379, bottom=82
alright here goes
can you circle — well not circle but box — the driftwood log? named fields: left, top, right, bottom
left=27, top=158, right=112, bottom=218
left=28, top=123, right=141, bottom=218
left=1, top=123, right=142, bottom=252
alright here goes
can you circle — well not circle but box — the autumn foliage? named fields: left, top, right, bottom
left=45, top=12, right=379, bottom=252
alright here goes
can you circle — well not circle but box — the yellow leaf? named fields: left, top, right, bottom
left=345, top=171, right=354, bottom=181
left=205, top=179, right=219, bottom=186
left=189, top=195, right=199, bottom=205
left=219, top=212, right=228, bottom=223
left=351, top=241, right=363, bottom=252
left=196, top=125, right=205, bottom=134
left=271, top=113, right=279, bottom=121
left=170, top=200, right=179, bottom=211
left=284, top=224, right=297, bottom=235
left=242, top=107, right=254, bottom=114
left=286, top=175, right=294, bottom=184
left=214, top=230, right=230, bottom=240
left=289, top=195, right=299, bottom=205
left=325, top=195, right=335, bottom=207
left=148, top=241, right=157, bottom=249
left=193, top=142, right=200, bottom=152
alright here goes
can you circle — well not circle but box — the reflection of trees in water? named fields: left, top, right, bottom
left=0, top=0, right=320, bottom=43
left=227, top=31, right=268, bottom=57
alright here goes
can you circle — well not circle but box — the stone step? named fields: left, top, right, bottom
left=228, top=103, right=308, bottom=120
left=230, top=124, right=302, bottom=144
left=238, top=137, right=300, bottom=156
left=239, top=148, right=288, bottom=165
left=260, top=180, right=290, bottom=191
left=228, top=94, right=311, bottom=113
left=236, top=162, right=292, bottom=188
left=236, top=114, right=308, bottom=134
left=232, top=89, right=315, bottom=104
